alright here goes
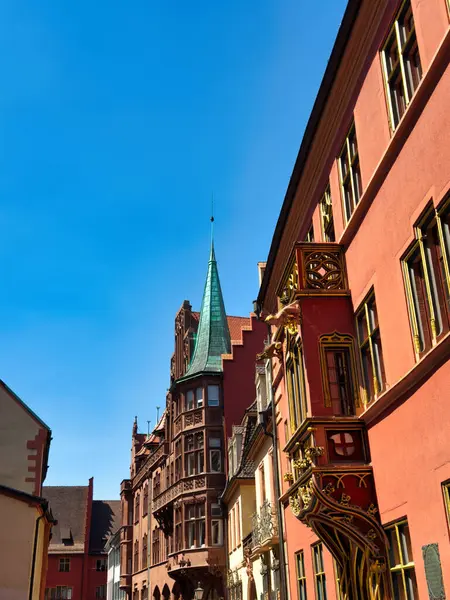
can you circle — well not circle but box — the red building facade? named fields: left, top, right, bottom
left=255, top=1, right=450, bottom=599
left=44, top=478, right=120, bottom=600
left=119, top=243, right=265, bottom=600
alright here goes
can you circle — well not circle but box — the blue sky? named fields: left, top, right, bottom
left=0, top=0, right=347, bottom=499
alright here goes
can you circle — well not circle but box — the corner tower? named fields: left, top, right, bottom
left=181, top=240, right=231, bottom=380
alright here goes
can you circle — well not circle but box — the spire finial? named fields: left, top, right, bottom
left=210, top=193, right=215, bottom=261
left=210, top=193, right=214, bottom=244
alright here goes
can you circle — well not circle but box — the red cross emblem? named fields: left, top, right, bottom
left=330, top=432, right=355, bottom=456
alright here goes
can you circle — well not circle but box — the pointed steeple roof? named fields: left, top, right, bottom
left=179, top=239, right=231, bottom=381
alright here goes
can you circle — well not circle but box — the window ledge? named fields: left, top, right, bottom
left=361, top=331, right=450, bottom=425
left=339, top=27, right=450, bottom=249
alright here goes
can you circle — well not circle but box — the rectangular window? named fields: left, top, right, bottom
left=312, top=543, right=327, bottom=600
left=212, top=519, right=223, bottom=545
left=185, top=504, right=205, bottom=548
left=196, top=387, right=204, bottom=407
left=210, top=449, right=222, bottom=472
left=59, top=558, right=70, bottom=572
left=320, top=186, right=335, bottom=242
left=381, top=1, right=422, bottom=130
left=325, top=347, right=355, bottom=416
left=51, top=588, right=72, bottom=600
left=286, top=339, right=307, bottom=434
left=356, top=291, right=385, bottom=402
left=385, top=520, right=417, bottom=600
left=403, top=203, right=450, bottom=356
left=296, top=551, right=307, bottom=600
left=338, top=122, right=362, bottom=223
left=186, top=390, right=194, bottom=411
left=96, top=558, right=107, bottom=572
left=96, top=586, right=106, bottom=599
left=211, top=502, right=222, bottom=517
left=142, top=534, right=148, bottom=569
left=186, top=452, right=195, bottom=475
left=235, top=500, right=241, bottom=545
left=208, top=384, right=220, bottom=406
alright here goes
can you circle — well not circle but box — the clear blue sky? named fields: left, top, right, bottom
left=0, top=0, right=347, bottom=499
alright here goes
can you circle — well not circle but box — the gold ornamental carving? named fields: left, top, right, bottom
left=289, top=491, right=302, bottom=517
left=299, top=479, right=314, bottom=508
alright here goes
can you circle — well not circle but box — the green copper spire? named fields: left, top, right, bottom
left=180, top=228, right=231, bottom=380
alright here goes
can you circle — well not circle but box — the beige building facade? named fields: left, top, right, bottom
left=0, top=381, right=53, bottom=600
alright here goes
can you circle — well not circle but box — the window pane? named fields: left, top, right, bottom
left=399, top=523, right=412, bottom=563
left=210, top=437, right=221, bottom=448
left=196, top=387, right=203, bottom=407
left=208, top=385, right=220, bottom=406
left=211, top=450, right=222, bottom=472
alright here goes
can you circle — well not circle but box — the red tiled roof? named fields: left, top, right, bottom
left=43, top=486, right=89, bottom=553
left=227, top=315, right=252, bottom=343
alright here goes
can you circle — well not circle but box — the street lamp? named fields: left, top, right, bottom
left=194, top=582, right=204, bottom=600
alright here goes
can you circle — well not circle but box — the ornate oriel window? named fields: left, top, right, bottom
left=285, top=336, right=308, bottom=435
left=356, top=290, right=385, bottom=402
left=381, top=0, right=422, bottom=130
left=320, top=186, right=335, bottom=242
left=319, top=333, right=359, bottom=415
left=312, top=543, right=327, bottom=600
left=295, top=551, right=307, bottom=600
left=402, top=201, right=450, bottom=357
left=338, top=122, right=362, bottom=223
left=384, top=520, right=417, bottom=600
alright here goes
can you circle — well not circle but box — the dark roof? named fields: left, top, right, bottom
left=257, top=0, right=361, bottom=307
left=43, top=486, right=88, bottom=553
left=89, top=500, right=121, bottom=554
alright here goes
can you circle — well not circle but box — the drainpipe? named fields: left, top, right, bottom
left=254, top=299, right=288, bottom=600
left=29, top=513, right=44, bottom=600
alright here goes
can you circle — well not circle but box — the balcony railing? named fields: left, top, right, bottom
left=152, top=473, right=223, bottom=513
left=277, top=243, right=348, bottom=305
left=251, top=500, right=278, bottom=551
